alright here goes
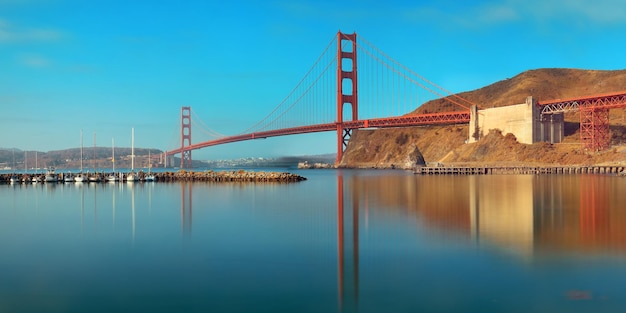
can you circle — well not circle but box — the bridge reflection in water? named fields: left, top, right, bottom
left=332, top=172, right=626, bottom=310
left=6, top=172, right=625, bottom=311
left=346, top=174, right=625, bottom=255
left=61, top=173, right=626, bottom=311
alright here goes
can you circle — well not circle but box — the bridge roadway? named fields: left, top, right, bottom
left=166, top=111, right=471, bottom=156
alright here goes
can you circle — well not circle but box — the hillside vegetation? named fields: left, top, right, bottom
left=339, top=68, right=626, bottom=169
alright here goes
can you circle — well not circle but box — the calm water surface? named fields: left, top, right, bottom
left=1, top=169, right=625, bottom=313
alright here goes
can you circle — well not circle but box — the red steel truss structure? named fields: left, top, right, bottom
left=580, top=108, right=610, bottom=151
left=538, top=91, right=626, bottom=151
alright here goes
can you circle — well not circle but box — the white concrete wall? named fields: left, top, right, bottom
left=469, top=96, right=562, bottom=144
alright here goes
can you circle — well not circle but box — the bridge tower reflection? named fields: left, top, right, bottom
left=181, top=181, right=192, bottom=236
left=579, top=176, right=609, bottom=244
left=337, top=174, right=359, bottom=312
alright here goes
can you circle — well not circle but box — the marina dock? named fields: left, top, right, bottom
left=1, top=170, right=306, bottom=183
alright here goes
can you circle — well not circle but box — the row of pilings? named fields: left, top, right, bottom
left=0, top=170, right=307, bottom=184
left=415, top=165, right=626, bottom=175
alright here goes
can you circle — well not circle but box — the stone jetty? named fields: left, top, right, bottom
left=154, top=170, right=306, bottom=182
left=0, top=170, right=306, bottom=184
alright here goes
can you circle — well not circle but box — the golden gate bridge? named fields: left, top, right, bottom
left=165, top=32, right=626, bottom=168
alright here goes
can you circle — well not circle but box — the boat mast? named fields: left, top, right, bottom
left=80, top=129, right=83, bottom=173
left=93, top=131, right=97, bottom=172
left=131, top=127, right=135, bottom=171
left=112, top=138, right=115, bottom=172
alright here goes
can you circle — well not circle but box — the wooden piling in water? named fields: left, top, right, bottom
left=414, top=165, right=626, bottom=175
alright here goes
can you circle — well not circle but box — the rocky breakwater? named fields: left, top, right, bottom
left=154, top=170, right=306, bottom=183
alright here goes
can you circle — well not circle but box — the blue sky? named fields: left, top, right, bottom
left=1, top=0, right=625, bottom=160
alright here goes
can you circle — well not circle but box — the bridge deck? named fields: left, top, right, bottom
left=167, top=111, right=470, bottom=156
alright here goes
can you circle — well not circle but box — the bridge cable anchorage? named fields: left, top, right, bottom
left=357, top=35, right=478, bottom=110
left=240, top=34, right=338, bottom=135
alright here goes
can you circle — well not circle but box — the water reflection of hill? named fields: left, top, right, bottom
left=345, top=174, right=626, bottom=257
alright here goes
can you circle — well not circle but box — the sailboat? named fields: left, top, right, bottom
left=106, top=138, right=119, bottom=182
left=126, top=128, right=138, bottom=182
left=31, top=152, right=41, bottom=183
left=88, top=131, right=100, bottom=183
left=74, top=130, right=85, bottom=182
left=21, top=151, right=29, bottom=183
left=145, top=149, right=155, bottom=182
left=9, top=149, right=20, bottom=184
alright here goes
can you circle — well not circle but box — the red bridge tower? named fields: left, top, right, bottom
left=180, top=106, right=192, bottom=168
left=336, top=32, right=358, bottom=164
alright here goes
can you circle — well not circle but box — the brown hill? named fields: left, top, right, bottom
left=340, top=68, right=626, bottom=168
left=416, top=68, right=626, bottom=113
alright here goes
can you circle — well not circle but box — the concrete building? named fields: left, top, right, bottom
left=469, top=96, right=564, bottom=144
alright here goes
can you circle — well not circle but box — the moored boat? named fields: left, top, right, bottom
left=32, top=152, right=41, bottom=183
left=10, top=175, right=20, bottom=184
left=145, top=149, right=155, bottom=181
left=9, top=149, right=20, bottom=184
left=75, top=130, right=85, bottom=183
left=74, top=173, right=85, bottom=183
left=63, top=172, right=74, bottom=183
left=45, top=167, right=58, bottom=183
left=89, top=131, right=100, bottom=183
left=106, top=138, right=119, bottom=182
left=126, top=128, right=138, bottom=182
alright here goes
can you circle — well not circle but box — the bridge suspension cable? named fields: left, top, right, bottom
left=167, top=113, right=182, bottom=155
left=356, top=35, right=476, bottom=112
left=190, top=108, right=226, bottom=139
left=240, top=34, right=338, bottom=134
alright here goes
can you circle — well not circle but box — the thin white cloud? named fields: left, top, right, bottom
left=273, top=1, right=386, bottom=24
left=0, top=0, right=56, bottom=5
left=536, top=0, right=626, bottom=23
left=402, top=3, right=520, bottom=29
left=0, top=17, right=64, bottom=43
left=480, top=5, right=520, bottom=24
left=403, top=0, right=626, bottom=29
left=18, top=53, right=51, bottom=68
